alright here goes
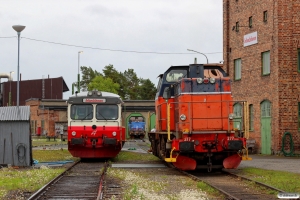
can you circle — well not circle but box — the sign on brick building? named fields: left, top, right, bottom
left=244, top=31, right=258, bottom=47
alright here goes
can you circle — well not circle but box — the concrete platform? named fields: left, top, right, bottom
left=238, top=154, right=300, bottom=174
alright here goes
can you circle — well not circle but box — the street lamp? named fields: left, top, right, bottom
left=78, top=51, right=83, bottom=93
left=12, top=25, right=26, bottom=107
left=187, top=49, right=208, bottom=64
left=9, top=71, right=14, bottom=106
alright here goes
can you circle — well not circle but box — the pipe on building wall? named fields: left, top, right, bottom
left=0, top=73, right=14, bottom=82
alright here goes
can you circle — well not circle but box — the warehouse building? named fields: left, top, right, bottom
left=223, top=0, right=300, bottom=154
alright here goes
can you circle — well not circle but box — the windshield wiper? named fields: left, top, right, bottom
left=81, top=112, right=93, bottom=120
left=97, top=111, right=107, bottom=121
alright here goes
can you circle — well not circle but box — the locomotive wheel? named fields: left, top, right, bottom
left=156, top=139, right=161, bottom=159
left=160, top=136, right=166, bottom=157
left=151, top=139, right=157, bottom=156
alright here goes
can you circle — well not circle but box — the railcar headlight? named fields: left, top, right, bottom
left=180, top=114, right=186, bottom=121
left=229, top=113, right=234, bottom=120
left=209, top=78, right=215, bottom=84
left=196, top=78, right=203, bottom=84
left=88, top=91, right=93, bottom=96
left=112, top=132, right=117, bottom=136
left=72, top=131, right=76, bottom=136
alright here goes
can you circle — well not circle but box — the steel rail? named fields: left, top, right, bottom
left=222, top=169, right=286, bottom=193
left=166, top=162, right=284, bottom=199
left=97, top=162, right=108, bottom=200
left=28, top=160, right=80, bottom=200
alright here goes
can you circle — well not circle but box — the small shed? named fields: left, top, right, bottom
left=0, top=106, right=32, bottom=167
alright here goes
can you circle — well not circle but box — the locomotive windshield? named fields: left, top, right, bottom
left=166, top=70, right=187, bottom=82
left=96, top=105, right=118, bottom=120
left=71, top=105, right=93, bottom=120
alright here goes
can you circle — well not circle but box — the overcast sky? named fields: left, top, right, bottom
left=0, top=0, right=223, bottom=99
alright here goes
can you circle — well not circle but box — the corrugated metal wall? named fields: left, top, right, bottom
left=0, top=106, right=32, bottom=167
left=0, top=122, right=32, bottom=166
left=1, top=77, right=69, bottom=106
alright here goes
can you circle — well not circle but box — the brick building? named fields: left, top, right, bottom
left=26, top=99, right=68, bottom=139
left=223, top=0, right=300, bottom=154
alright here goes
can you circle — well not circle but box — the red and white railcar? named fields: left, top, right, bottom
left=67, top=90, right=125, bottom=158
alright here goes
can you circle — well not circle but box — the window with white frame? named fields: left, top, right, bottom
left=262, top=51, right=270, bottom=75
left=234, top=58, right=241, bottom=80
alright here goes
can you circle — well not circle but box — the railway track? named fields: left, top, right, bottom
left=28, top=160, right=107, bottom=200
left=184, top=169, right=285, bottom=200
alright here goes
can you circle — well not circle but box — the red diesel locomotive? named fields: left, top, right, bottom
left=148, top=63, right=251, bottom=171
left=67, top=90, right=125, bottom=158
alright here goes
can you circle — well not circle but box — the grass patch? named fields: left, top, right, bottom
left=240, top=167, right=300, bottom=193
left=0, top=149, right=77, bottom=199
left=197, top=181, right=222, bottom=198
left=111, top=151, right=160, bottom=162
left=32, top=138, right=67, bottom=147
left=0, top=167, right=64, bottom=199
left=33, top=149, right=78, bottom=162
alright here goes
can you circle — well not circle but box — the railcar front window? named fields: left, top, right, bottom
left=71, top=105, right=93, bottom=120
left=166, top=70, right=187, bottom=82
left=96, top=105, right=118, bottom=120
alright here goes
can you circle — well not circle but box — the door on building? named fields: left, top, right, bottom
left=261, top=100, right=272, bottom=154
left=233, top=103, right=243, bottom=131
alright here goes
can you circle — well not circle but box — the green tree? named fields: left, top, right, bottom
left=123, top=69, right=140, bottom=100
left=138, top=78, right=156, bottom=100
left=80, top=66, right=102, bottom=91
left=88, top=76, right=120, bottom=94
left=102, top=65, right=127, bottom=99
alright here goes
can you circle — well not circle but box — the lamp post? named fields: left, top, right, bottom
left=9, top=71, right=14, bottom=106
left=78, top=51, right=83, bottom=93
left=187, top=49, right=208, bottom=64
left=12, top=25, right=26, bottom=107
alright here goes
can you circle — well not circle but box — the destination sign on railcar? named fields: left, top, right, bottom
left=83, top=98, right=106, bottom=103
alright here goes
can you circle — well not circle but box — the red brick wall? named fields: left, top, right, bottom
left=223, top=0, right=300, bottom=153
left=277, top=0, right=300, bottom=152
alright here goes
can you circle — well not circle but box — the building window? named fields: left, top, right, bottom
left=249, top=16, right=253, bottom=28
left=263, top=11, right=268, bottom=22
left=249, top=104, right=254, bottom=131
left=234, top=58, right=241, bottom=80
left=262, top=51, right=270, bottom=75
left=298, top=49, right=300, bottom=72
left=235, top=22, right=239, bottom=32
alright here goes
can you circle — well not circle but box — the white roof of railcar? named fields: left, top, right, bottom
left=70, top=91, right=120, bottom=98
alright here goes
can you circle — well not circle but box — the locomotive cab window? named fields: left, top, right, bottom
left=204, top=69, right=223, bottom=78
left=96, top=105, right=118, bottom=120
left=166, top=70, right=187, bottom=82
left=71, top=105, right=93, bottom=120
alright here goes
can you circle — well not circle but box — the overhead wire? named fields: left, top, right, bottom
left=2, top=35, right=223, bottom=55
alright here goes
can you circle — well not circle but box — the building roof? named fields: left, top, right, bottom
left=0, top=106, right=30, bottom=121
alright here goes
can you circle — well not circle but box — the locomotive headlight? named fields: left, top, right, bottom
left=229, top=113, right=234, bottom=120
left=209, top=78, right=216, bottom=84
left=72, top=131, right=76, bottom=136
left=88, top=91, right=93, bottom=96
left=112, top=132, right=117, bottom=136
left=97, top=91, right=102, bottom=96
left=180, top=114, right=186, bottom=121
left=196, top=78, right=203, bottom=84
